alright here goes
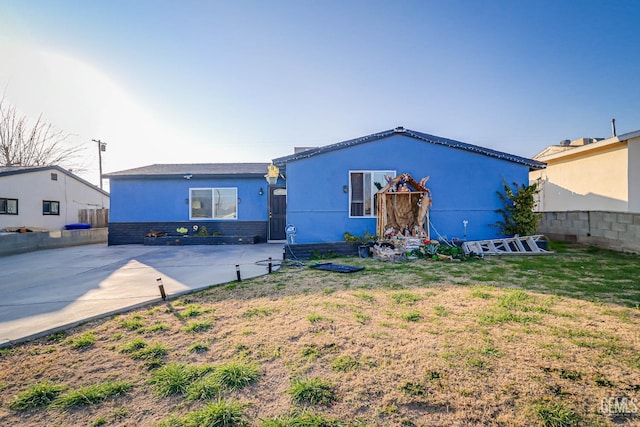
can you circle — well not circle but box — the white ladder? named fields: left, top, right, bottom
left=462, top=235, right=552, bottom=256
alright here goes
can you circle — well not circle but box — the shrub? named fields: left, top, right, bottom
left=494, top=180, right=541, bottom=236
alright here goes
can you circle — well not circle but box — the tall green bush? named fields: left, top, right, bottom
left=494, top=180, right=541, bottom=236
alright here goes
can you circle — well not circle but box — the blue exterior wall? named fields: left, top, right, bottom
left=284, top=134, right=530, bottom=243
left=109, top=176, right=269, bottom=222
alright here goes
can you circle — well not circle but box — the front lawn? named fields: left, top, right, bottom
left=1, top=243, right=638, bottom=426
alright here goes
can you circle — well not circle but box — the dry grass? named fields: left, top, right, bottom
left=1, top=244, right=639, bottom=426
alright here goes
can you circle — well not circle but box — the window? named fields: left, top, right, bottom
left=43, top=200, right=60, bottom=215
left=0, top=198, right=18, bottom=215
left=51, top=173, right=58, bottom=181
left=190, top=188, right=237, bottom=220
left=349, top=171, right=395, bottom=217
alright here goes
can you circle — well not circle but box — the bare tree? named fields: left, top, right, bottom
left=0, top=95, right=85, bottom=170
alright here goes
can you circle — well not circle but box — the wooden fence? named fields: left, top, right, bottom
left=78, top=209, right=109, bottom=228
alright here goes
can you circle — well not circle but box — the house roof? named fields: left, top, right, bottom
left=272, top=127, right=546, bottom=170
left=0, top=165, right=110, bottom=196
left=104, top=163, right=270, bottom=179
left=533, top=129, right=640, bottom=162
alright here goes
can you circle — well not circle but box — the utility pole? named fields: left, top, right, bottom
left=92, top=139, right=107, bottom=189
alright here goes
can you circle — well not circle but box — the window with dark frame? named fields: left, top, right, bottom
left=43, top=200, right=60, bottom=215
left=51, top=173, right=58, bottom=181
left=0, top=198, right=18, bottom=215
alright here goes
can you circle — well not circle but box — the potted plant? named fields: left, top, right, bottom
left=344, top=231, right=378, bottom=258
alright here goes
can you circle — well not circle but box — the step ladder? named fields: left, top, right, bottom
left=462, top=235, right=552, bottom=256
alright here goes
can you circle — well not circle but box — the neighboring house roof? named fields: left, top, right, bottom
left=272, top=127, right=546, bottom=170
left=104, top=163, right=270, bottom=179
left=0, top=165, right=110, bottom=197
left=534, top=129, right=640, bottom=162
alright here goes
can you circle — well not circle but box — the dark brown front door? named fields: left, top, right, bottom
left=268, top=186, right=286, bottom=240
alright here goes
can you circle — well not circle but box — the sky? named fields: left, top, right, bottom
left=1, top=0, right=639, bottom=189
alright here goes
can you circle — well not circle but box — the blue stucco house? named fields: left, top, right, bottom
left=104, top=127, right=545, bottom=246
left=104, top=163, right=285, bottom=245
left=273, top=127, right=545, bottom=244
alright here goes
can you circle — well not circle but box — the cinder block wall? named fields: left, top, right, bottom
left=0, top=228, right=108, bottom=257
left=537, top=211, right=640, bottom=253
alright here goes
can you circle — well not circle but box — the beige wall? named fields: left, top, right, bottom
left=0, top=170, right=109, bottom=230
left=531, top=142, right=629, bottom=212
left=629, top=137, right=640, bottom=212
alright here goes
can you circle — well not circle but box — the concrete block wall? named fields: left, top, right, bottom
left=0, top=228, right=108, bottom=257
left=538, top=211, right=640, bottom=253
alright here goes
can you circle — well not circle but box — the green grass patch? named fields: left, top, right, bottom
left=400, top=381, right=427, bottom=397
left=9, top=381, right=66, bottom=410
left=391, top=292, right=421, bottom=304
left=534, top=401, right=580, bottom=426
left=212, top=361, right=260, bottom=391
left=307, top=314, right=331, bottom=323
left=354, top=312, right=371, bottom=324
left=158, top=399, right=247, bottom=427
left=150, top=363, right=202, bottom=397
left=65, top=332, right=97, bottom=349
left=120, top=317, right=145, bottom=331
left=288, top=377, right=337, bottom=406
left=184, top=320, right=213, bottom=333
left=262, top=411, right=345, bottom=426
left=53, top=380, right=132, bottom=408
left=331, top=355, right=359, bottom=372
left=352, top=291, right=376, bottom=303
left=242, top=307, right=274, bottom=318
left=433, top=305, right=448, bottom=316
left=187, top=374, right=224, bottom=401
left=401, top=311, right=423, bottom=322
left=188, top=342, right=210, bottom=353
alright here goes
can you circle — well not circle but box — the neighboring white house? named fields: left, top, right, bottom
left=530, top=129, right=640, bottom=213
left=0, top=165, right=110, bottom=230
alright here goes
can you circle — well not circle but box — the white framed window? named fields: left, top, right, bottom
left=0, top=198, right=18, bottom=215
left=349, top=170, right=395, bottom=217
left=190, top=188, right=237, bottom=220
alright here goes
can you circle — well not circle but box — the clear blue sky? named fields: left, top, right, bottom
left=1, top=0, right=639, bottom=185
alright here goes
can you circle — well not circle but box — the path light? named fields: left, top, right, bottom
left=157, top=277, right=167, bottom=300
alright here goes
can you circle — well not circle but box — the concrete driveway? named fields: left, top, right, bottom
left=0, top=243, right=283, bottom=347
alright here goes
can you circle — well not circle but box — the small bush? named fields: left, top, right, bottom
left=288, top=377, right=337, bottom=406
left=53, top=380, right=132, bottom=408
left=9, top=381, right=66, bottom=410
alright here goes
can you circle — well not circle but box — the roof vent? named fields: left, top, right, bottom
left=560, top=140, right=571, bottom=146
left=394, top=126, right=405, bottom=133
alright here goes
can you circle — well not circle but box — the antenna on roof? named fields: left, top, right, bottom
left=611, top=118, right=617, bottom=137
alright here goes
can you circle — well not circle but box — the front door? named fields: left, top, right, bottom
left=268, top=186, right=286, bottom=240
